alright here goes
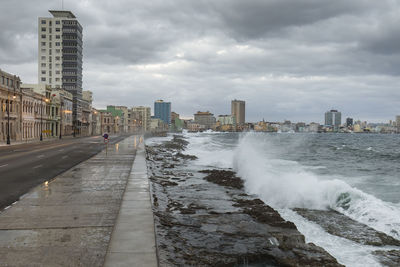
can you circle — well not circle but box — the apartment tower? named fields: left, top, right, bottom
left=154, top=100, right=171, bottom=125
left=38, top=10, right=83, bottom=134
left=325, top=109, right=342, bottom=129
left=231, top=99, right=245, bottom=125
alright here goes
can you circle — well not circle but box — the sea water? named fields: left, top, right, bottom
left=180, top=131, right=400, bottom=266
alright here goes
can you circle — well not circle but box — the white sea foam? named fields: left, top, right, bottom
left=233, top=133, right=400, bottom=239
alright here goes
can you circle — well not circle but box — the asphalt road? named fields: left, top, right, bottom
left=0, top=135, right=129, bottom=211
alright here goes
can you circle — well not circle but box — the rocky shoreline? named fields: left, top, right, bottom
left=146, top=135, right=343, bottom=266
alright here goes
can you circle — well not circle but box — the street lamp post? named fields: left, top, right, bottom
left=40, top=101, right=43, bottom=141
left=59, top=102, right=63, bottom=139
left=6, top=93, right=17, bottom=145
left=40, top=98, right=49, bottom=141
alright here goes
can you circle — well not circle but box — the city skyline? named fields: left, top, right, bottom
left=1, top=0, right=400, bottom=123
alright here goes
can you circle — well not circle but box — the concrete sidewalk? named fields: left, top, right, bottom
left=104, top=137, right=158, bottom=267
left=0, top=135, right=146, bottom=266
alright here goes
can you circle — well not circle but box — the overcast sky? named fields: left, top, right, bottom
left=1, top=0, right=400, bottom=123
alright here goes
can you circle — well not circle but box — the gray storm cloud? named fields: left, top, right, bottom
left=1, top=0, right=400, bottom=122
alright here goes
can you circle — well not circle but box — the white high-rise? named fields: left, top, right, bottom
left=38, top=10, right=83, bottom=133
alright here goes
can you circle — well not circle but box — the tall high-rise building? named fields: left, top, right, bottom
left=325, top=109, right=341, bottom=128
left=231, top=99, right=245, bottom=125
left=154, top=100, right=171, bottom=125
left=38, top=10, right=83, bottom=133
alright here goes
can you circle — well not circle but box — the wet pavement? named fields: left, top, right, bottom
left=104, top=138, right=158, bottom=267
left=0, top=135, right=138, bottom=267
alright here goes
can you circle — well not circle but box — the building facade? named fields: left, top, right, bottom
left=0, top=69, right=22, bottom=143
left=231, top=99, right=245, bottom=126
left=154, top=100, right=171, bottom=125
left=133, top=106, right=151, bottom=132
left=194, top=111, right=216, bottom=130
left=38, top=10, right=83, bottom=136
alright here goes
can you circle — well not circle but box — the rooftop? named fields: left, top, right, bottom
left=49, top=10, right=76, bottom=18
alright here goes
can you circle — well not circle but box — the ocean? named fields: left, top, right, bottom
left=178, top=131, right=400, bottom=266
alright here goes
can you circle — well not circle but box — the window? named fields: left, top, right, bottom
left=41, top=27, right=46, bottom=32
left=56, top=20, right=60, bottom=24
left=55, top=78, right=60, bottom=82
left=56, top=70, right=60, bottom=74
left=55, top=42, right=60, bottom=46
left=41, top=34, right=46, bottom=38
left=41, top=20, right=46, bottom=24
left=56, top=28, right=60, bottom=32
left=41, top=77, right=46, bottom=81
left=41, top=48, right=46, bottom=52
left=56, top=49, right=60, bottom=53
left=56, top=35, right=60, bottom=39
left=41, top=71, right=46, bottom=74
left=41, top=63, right=46, bottom=67
left=55, top=56, right=60, bottom=60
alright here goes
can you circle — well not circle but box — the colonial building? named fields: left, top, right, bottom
left=132, top=106, right=151, bottom=132
left=194, top=111, right=216, bottom=130
left=21, top=87, right=46, bottom=141
left=81, top=91, right=92, bottom=136
left=100, top=111, right=114, bottom=134
left=91, top=108, right=101, bottom=136
left=0, top=69, right=22, bottom=143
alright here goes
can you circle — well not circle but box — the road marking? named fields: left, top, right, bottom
left=62, top=155, right=68, bottom=159
left=37, top=154, right=45, bottom=159
left=33, top=164, right=42, bottom=169
left=0, top=164, right=8, bottom=168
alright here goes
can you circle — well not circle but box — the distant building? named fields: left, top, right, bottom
left=217, top=115, right=236, bottom=126
left=346, top=118, right=353, bottom=127
left=133, top=106, right=151, bottom=132
left=231, top=99, right=245, bottom=126
left=194, top=111, right=216, bottom=130
left=154, top=100, right=171, bottom=125
left=325, top=109, right=341, bottom=129
left=309, top=122, right=320, bottom=132
left=81, top=91, right=93, bottom=136
left=396, top=115, right=400, bottom=133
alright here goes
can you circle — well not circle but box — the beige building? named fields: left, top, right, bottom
left=0, top=69, right=22, bottom=143
left=114, top=106, right=129, bottom=133
left=81, top=90, right=93, bottom=136
left=100, top=112, right=114, bottom=134
left=21, top=88, right=46, bottom=141
left=194, top=111, right=216, bottom=130
left=231, top=99, right=245, bottom=126
left=91, top=108, right=101, bottom=136
left=132, top=106, right=151, bottom=132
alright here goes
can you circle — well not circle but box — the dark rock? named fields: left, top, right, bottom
left=372, top=250, right=400, bottom=266
left=200, top=169, right=244, bottom=189
left=175, top=152, right=198, bottom=160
